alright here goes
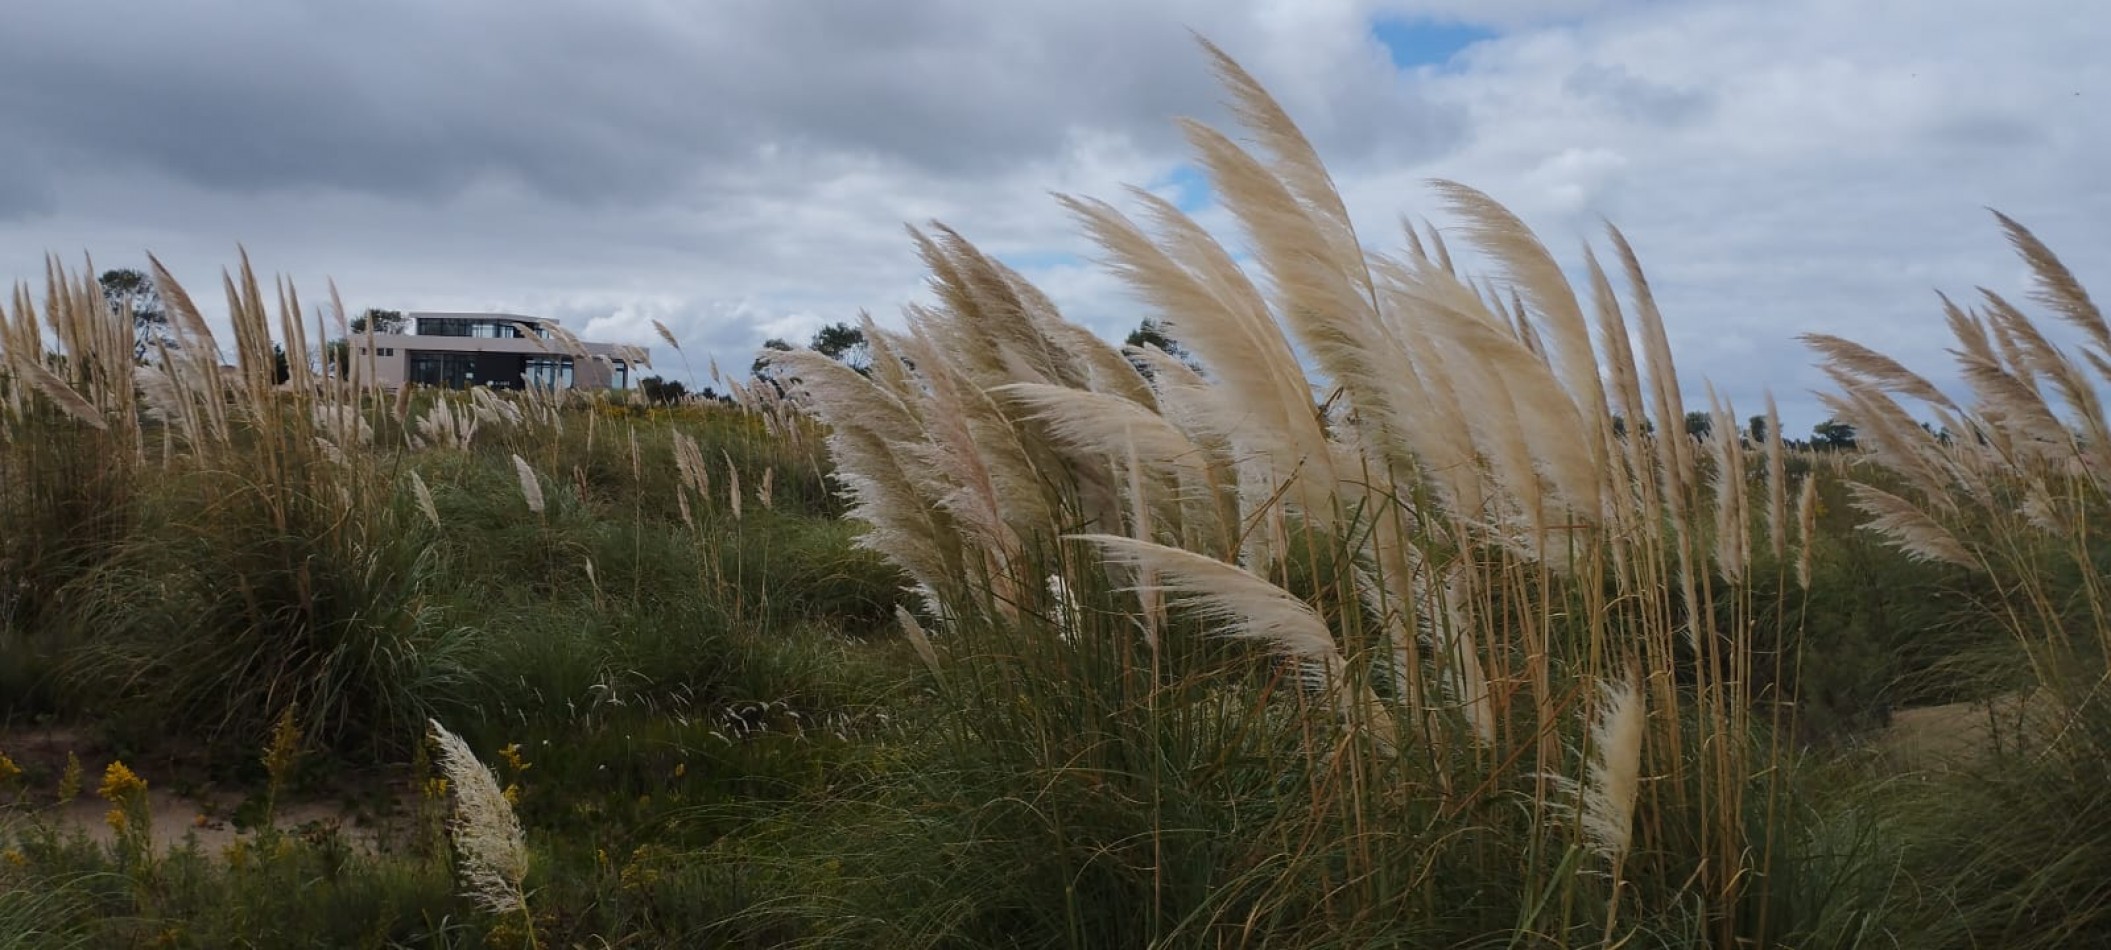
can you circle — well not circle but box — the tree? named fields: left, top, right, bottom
left=752, top=338, right=795, bottom=396
left=100, top=268, right=171, bottom=362
left=349, top=308, right=405, bottom=334
left=1124, top=317, right=1202, bottom=375
left=1812, top=419, right=1857, bottom=450
left=809, top=321, right=870, bottom=373
left=1747, top=415, right=1768, bottom=445
left=639, top=375, right=689, bottom=405
left=1684, top=411, right=1713, bottom=440
left=324, top=339, right=351, bottom=378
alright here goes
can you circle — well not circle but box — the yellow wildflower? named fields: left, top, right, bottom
left=0, top=751, right=20, bottom=783
left=2, top=848, right=26, bottom=868
left=56, top=753, right=81, bottom=803
left=672, top=762, right=686, bottom=779
left=263, top=705, right=303, bottom=781
left=502, top=783, right=520, bottom=806
left=424, top=777, right=450, bottom=799
left=498, top=743, right=530, bottom=773
left=98, top=760, right=146, bottom=802
left=105, top=807, right=129, bottom=835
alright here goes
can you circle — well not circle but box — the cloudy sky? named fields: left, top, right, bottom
left=2, top=0, right=2104, bottom=430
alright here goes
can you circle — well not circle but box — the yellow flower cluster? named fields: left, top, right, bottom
left=263, top=706, right=303, bottom=781
left=618, top=845, right=665, bottom=892
left=497, top=742, right=530, bottom=806
left=0, top=751, right=21, bottom=784
left=98, top=760, right=147, bottom=802
left=56, top=753, right=81, bottom=803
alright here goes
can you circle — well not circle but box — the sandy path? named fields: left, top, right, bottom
left=1, top=724, right=409, bottom=858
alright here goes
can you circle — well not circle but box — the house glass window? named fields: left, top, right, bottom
left=407, top=351, right=477, bottom=388
left=525, top=356, right=574, bottom=389
left=415, top=317, right=532, bottom=339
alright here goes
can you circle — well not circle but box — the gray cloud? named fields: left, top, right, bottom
left=1, top=0, right=2105, bottom=437
left=0, top=0, right=1461, bottom=206
left=1562, top=64, right=1711, bottom=126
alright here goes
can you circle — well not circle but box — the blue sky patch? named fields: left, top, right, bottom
left=1149, top=164, right=1215, bottom=214
left=1371, top=17, right=1496, bottom=71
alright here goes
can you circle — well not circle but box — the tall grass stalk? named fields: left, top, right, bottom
left=769, top=38, right=1814, bottom=945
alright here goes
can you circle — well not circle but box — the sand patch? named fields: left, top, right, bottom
left=0, top=722, right=412, bottom=858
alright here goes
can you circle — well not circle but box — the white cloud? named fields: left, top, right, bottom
left=0, top=0, right=2103, bottom=432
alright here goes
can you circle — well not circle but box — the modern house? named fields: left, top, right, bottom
left=349, top=312, right=645, bottom=391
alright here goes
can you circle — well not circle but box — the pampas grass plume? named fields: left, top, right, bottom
left=1846, top=482, right=1976, bottom=568
left=651, top=319, right=682, bottom=352
left=428, top=719, right=531, bottom=917
left=1582, top=672, right=1645, bottom=863
left=409, top=471, right=442, bottom=529
left=897, top=605, right=941, bottom=676
left=512, top=454, right=545, bottom=514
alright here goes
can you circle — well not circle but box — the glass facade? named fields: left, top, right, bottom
left=407, top=351, right=478, bottom=388
left=611, top=360, right=629, bottom=389
left=525, top=357, right=574, bottom=389
left=414, top=317, right=551, bottom=339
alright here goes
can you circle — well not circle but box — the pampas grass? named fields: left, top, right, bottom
left=512, top=454, right=545, bottom=515
left=409, top=470, right=442, bottom=530
left=1582, top=672, right=1645, bottom=864
left=758, top=37, right=1823, bottom=944
left=16, top=360, right=107, bottom=431
left=428, top=719, right=533, bottom=924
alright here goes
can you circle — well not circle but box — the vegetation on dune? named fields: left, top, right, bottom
left=3, top=38, right=2109, bottom=948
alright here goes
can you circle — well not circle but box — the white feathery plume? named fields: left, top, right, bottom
left=896, top=605, right=941, bottom=676
left=1846, top=482, right=1976, bottom=569
left=1072, top=534, right=1341, bottom=664
left=408, top=470, right=442, bottom=529
left=1579, top=672, right=1645, bottom=863
left=651, top=319, right=681, bottom=352
left=723, top=450, right=743, bottom=521
left=13, top=358, right=106, bottom=430
left=1071, top=533, right=1393, bottom=750
left=994, top=382, right=1215, bottom=492
left=428, top=720, right=531, bottom=916
left=512, top=454, right=545, bottom=514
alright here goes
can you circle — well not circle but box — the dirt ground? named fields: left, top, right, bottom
left=0, top=721, right=409, bottom=857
